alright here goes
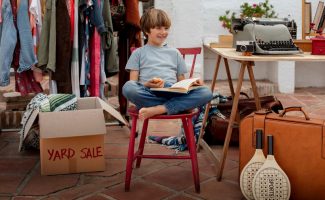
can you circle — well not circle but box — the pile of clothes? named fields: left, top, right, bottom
left=19, top=93, right=77, bottom=151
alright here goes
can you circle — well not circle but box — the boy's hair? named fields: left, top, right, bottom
left=140, top=8, right=171, bottom=37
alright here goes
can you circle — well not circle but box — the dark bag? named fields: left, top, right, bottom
left=110, top=0, right=125, bottom=31
left=204, top=93, right=283, bottom=146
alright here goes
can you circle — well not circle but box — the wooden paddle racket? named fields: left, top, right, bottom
left=240, top=129, right=265, bottom=200
left=252, top=135, right=291, bottom=200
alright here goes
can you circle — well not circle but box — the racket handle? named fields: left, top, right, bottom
left=267, top=135, right=274, bottom=155
left=256, top=129, right=263, bottom=149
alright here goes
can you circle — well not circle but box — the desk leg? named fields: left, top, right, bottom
left=197, top=55, right=222, bottom=152
left=224, top=58, right=235, bottom=97
left=247, top=62, right=261, bottom=109
left=224, top=58, right=240, bottom=122
left=209, top=55, right=222, bottom=92
left=217, top=62, right=247, bottom=181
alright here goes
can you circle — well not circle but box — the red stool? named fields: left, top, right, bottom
left=125, top=106, right=200, bottom=193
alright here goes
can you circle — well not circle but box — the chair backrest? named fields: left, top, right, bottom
left=177, top=47, right=202, bottom=78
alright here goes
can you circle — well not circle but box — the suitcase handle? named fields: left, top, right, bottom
left=279, top=106, right=310, bottom=120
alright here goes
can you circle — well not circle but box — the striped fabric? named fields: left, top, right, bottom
left=44, top=93, right=77, bottom=112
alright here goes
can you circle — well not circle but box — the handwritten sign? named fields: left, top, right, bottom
left=40, top=134, right=106, bottom=175
left=47, top=146, right=103, bottom=161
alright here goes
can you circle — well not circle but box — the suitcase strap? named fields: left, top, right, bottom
left=279, top=106, right=310, bottom=120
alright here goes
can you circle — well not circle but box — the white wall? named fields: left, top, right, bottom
left=156, top=0, right=204, bottom=77
left=155, top=0, right=325, bottom=88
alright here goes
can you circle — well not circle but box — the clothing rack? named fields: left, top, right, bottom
left=0, top=0, right=142, bottom=134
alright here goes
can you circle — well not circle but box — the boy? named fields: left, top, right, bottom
left=122, top=8, right=212, bottom=120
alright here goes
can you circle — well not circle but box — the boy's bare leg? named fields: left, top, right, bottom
left=139, top=105, right=167, bottom=120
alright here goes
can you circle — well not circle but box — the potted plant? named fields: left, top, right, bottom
left=219, top=0, right=278, bottom=33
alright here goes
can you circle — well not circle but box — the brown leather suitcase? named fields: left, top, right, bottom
left=204, top=95, right=283, bottom=146
left=239, top=107, right=325, bottom=200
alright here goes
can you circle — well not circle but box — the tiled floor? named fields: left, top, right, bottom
left=1, top=85, right=325, bottom=199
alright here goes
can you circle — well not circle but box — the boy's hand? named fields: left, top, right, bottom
left=144, top=77, right=164, bottom=88
left=192, top=79, right=204, bottom=86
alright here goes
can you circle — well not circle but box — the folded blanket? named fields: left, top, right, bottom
left=19, top=93, right=77, bottom=151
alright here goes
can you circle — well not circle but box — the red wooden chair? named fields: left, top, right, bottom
left=125, top=47, right=202, bottom=193
left=177, top=47, right=201, bottom=78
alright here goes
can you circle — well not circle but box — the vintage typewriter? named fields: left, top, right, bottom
left=231, top=18, right=300, bottom=55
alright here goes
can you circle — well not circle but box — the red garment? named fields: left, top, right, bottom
left=125, top=0, right=140, bottom=28
left=89, top=0, right=101, bottom=97
left=0, top=0, right=3, bottom=23
left=70, top=0, right=74, bottom=41
left=125, top=0, right=141, bottom=47
left=11, top=0, right=43, bottom=96
left=15, top=71, right=43, bottom=95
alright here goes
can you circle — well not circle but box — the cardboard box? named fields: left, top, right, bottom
left=28, top=97, right=127, bottom=175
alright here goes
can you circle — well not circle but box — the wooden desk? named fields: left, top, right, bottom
left=198, top=46, right=325, bottom=181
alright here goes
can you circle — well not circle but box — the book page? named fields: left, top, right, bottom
left=150, top=87, right=188, bottom=93
left=171, top=78, right=199, bottom=90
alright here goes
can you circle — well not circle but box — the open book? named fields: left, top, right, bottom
left=150, top=78, right=203, bottom=94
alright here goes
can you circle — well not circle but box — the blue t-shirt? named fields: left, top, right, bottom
left=125, top=44, right=188, bottom=84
